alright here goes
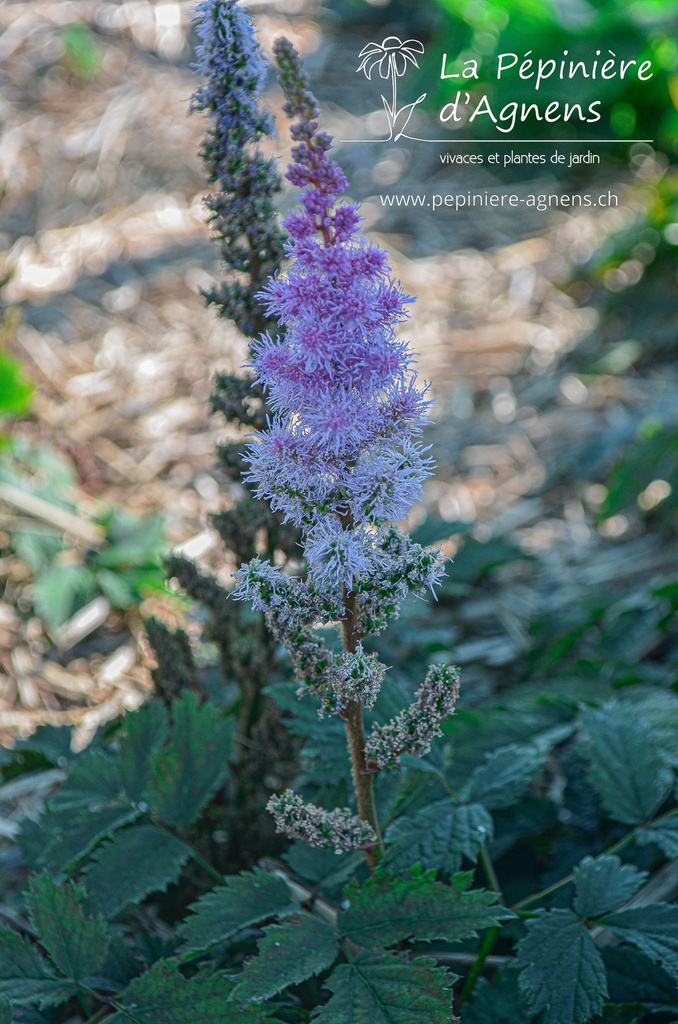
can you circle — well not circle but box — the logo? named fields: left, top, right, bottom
left=357, top=37, right=427, bottom=141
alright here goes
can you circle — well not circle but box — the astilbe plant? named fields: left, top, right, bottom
left=2, top=10, right=678, bottom=1024
left=232, top=37, right=459, bottom=862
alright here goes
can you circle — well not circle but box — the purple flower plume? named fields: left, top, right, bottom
left=233, top=38, right=455, bottom=744
left=240, top=37, right=436, bottom=591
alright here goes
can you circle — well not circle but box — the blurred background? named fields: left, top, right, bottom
left=0, top=0, right=677, bottom=746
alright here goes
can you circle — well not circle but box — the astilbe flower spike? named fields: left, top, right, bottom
left=192, top=0, right=284, bottom=336
left=232, top=37, right=459, bottom=857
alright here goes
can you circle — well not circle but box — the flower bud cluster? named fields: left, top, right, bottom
left=365, top=664, right=460, bottom=770
left=192, top=0, right=284, bottom=336
left=267, top=789, right=377, bottom=853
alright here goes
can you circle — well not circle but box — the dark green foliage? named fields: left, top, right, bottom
left=313, top=952, right=453, bottom=1024
left=462, top=743, right=545, bottom=810
left=461, top=971, right=533, bottom=1024
left=148, top=691, right=233, bottom=828
left=25, top=803, right=140, bottom=874
left=573, top=856, right=647, bottom=919
left=118, top=700, right=168, bottom=802
left=603, top=948, right=678, bottom=1015
left=0, top=927, right=74, bottom=1008
left=108, top=961, right=260, bottom=1024
left=580, top=705, right=674, bottom=825
left=26, top=875, right=110, bottom=983
left=82, top=825, right=190, bottom=917
left=383, top=800, right=492, bottom=875
left=231, top=916, right=338, bottom=1004
left=636, top=816, right=678, bottom=859
left=144, top=619, right=202, bottom=707
left=517, top=910, right=608, bottom=1024
left=178, top=868, right=297, bottom=952
left=339, top=870, right=509, bottom=948
left=601, top=904, right=678, bottom=980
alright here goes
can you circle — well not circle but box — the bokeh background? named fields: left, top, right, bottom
left=1, top=0, right=677, bottom=748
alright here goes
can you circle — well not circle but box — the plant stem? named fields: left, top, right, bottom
left=458, top=926, right=501, bottom=1008
left=341, top=589, right=383, bottom=866
left=479, top=844, right=503, bottom=900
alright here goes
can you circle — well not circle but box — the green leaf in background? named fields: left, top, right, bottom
left=603, top=946, right=678, bottom=1015
left=340, top=871, right=509, bottom=949
left=82, top=824, right=190, bottom=917
left=111, top=961, right=261, bottom=1024
left=0, top=997, right=10, bottom=1024
left=601, top=904, right=678, bottom=981
left=573, top=855, right=647, bottom=919
left=26, top=874, right=110, bottom=983
left=461, top=970, right=533, bottom=1024
left=0, top=926, right=74, bottom=1008
left=32, top=563, right=95, bottom=627
left=231, top=915, right=338, bottom=1004
left=383, top=800, right=493, bottom=875
left=581, top=704, right=673, bottom=825
left=636, top=816, right=678, bottom=859
left=119, top=701, right=168, bottom=801
left=96, top=568, right=135, bottom=609
left=178, top=867, right=297, bottom=952
left=517, top=910, right=607, bottom=1024
left=462, top=743, right=545, bottom=810
left=0, top=352, right=32, bottom=417
left=61, top=22, right=102, bottom=80
left=95, top=510, right=165, bottom=569
left=148, top=692, right=233, bottom=828
left=313, top=951, right=453, bottom=1024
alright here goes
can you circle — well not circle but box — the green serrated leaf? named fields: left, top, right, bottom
left=83, top=824, right=190, bottom=917
left=461, top=970, right=533, bottom=1024
left=636, top=816, right=678, bottom=859
left=340, top=871, right=509, bottom=949
left=0, top=996, right=10, bottom=1024
left=178, top=867, right=297, bottom=952
left=383, top=801, right=492, bottom=875
left=573, top=855, right=647, bottom=919
left=36, top=803, right=140, bottom=873
left=517, top=910, right=607, bottom=1024
left=602, top=903, right=678, bottom=981
left=581, top=705, right=673, bottom=824
left=604, top=946, right=678, bottom=1014
left=0, top=926, right=74, bottom=1008
left=148, top=692, right=232, bottom=828
left=48, top=749, right=122, bottom=812
left=463, top=744, right=545, bottom=811
left=313, top=951, right=453, bottom=1024
left=119, top=702, right=168, bottom=802
left=232, top=915, right=338, bottom=1004
left=26, top=874, right=110, bottom=983
left=10, top=724, right=74, bottom=765
left=111, top=961, right=260, bottom=1023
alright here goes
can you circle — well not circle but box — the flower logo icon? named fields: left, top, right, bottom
left=357, top=37, right=426, bottom=141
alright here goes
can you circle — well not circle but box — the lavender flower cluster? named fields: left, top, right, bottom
left=233, top=40, right=447, bottom=627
